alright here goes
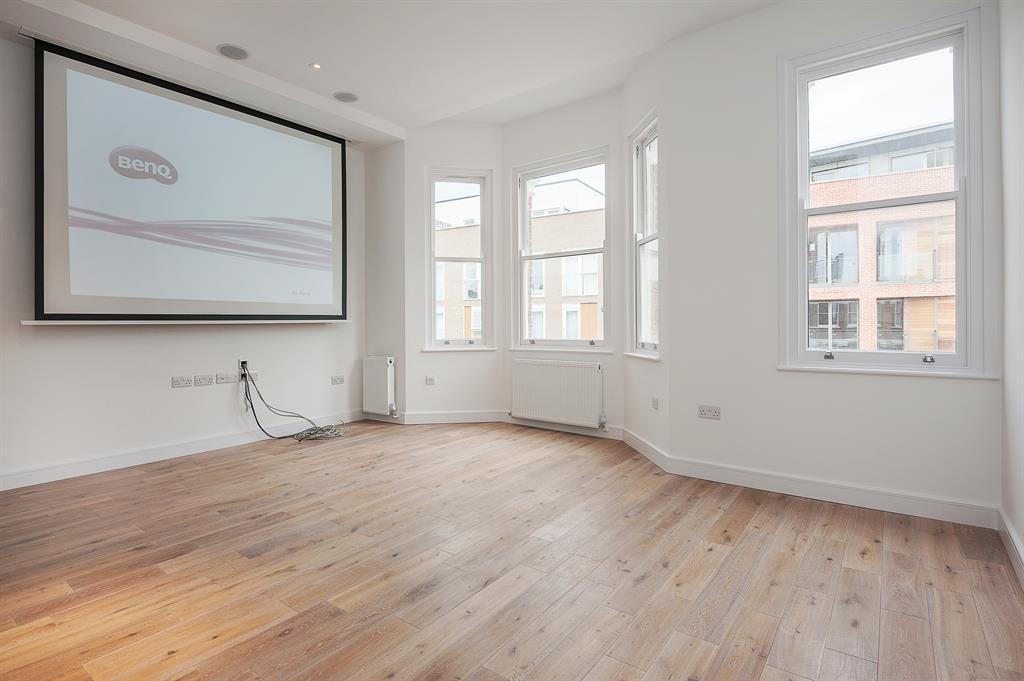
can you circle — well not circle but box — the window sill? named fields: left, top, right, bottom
left=511, top=346, right=614, bottom=355
left=624, top=351, right=660, bottom=362
left=777, top=362, right=1000, bottom=380
left=422, top=346, right=497, bottom=353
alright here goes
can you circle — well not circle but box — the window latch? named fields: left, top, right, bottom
left=588, top=340, right=596, bottom=346
left=922, top=354, right=936, bottom=364
left=823, top=351, right=835, bottom=360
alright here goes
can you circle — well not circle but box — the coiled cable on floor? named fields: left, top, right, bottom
left=241, top=366, right=344, bottom=442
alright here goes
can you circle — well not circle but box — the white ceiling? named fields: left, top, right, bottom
left=3, top=0, right=772, bottom=142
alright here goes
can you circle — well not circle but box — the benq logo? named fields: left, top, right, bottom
left=108, top=146, right=178, bottom=185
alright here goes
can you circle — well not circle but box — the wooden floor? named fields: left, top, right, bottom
left=2, top=422, right=1023, bottom=681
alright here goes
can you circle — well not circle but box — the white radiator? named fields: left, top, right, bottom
left=511, top=359, right=605, bottom=429
left=362, top=356, right=396, bottom=416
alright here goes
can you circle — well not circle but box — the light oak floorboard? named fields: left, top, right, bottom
left=0, top=422, right=1020, bottom=680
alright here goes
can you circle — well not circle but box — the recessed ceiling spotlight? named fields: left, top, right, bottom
left=309, top=63, right=322, bottom=70
left=217, top=44, right=249, bottom=60
left=333, top=91, right=358, bottom=103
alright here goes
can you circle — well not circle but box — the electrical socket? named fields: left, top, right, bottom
left=698, top=405, right=721, bottom=420
left=240, top=370, right=260, bottom=381
left=194, top=374, right=214, bottom=387
left=216, top=373, right=238, bottom=384
left=171, top=375, right=193, bottom=388
left=425, top=375, right=436, bottom=385
left=331, top=375, right=345, bottom=385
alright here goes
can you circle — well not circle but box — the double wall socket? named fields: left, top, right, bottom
left=331, top=375, right=345, bottom=385
left=698, top=405, right=722, bottom=420
left=171, top=375, right=193, bottom=388
left=194, top=374, right=215, bottom=387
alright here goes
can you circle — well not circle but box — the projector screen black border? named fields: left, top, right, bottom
left=34, top=40, right=348, bottom=322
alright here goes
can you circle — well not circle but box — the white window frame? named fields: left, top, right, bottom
left=778, top=11, right=995, bottom=378
left=512, top=148, right=608, bottom=348
left=427, top=169, right=492, bottom=349
left=630, top=115, right=659, bottom=355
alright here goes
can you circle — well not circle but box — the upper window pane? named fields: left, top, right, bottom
left=525, top=163, right=605, bottom=255
left=643, top=137, right=658, bottom=236
left=807, top=47, right=955, bottom=208
left=434, top=180, right=481, bottom=258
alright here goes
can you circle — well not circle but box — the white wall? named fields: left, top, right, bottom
left=619, top=0, right=1004, bottom=523
left=1001, top=0, right=1024, bottom=562
left=0, top=37, right=366, bottom=488
left=401, top=122, right=508, bottom=420
left=622, top=50, right=670, bottom=453
left=502, top=91, right=627, bottom=432
left=365, top=140, right=407, bottom=412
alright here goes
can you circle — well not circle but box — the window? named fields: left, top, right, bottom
left=529, top=261, right=545, bottom=297
left=563, top=303, right=581, bottom=339
left=890, top=145, right=954, bottom=173
left=781, top=16, right=991, bottom=376
left=563, top=254, right=600, bottom=296
left=811, top=161, right=869, bottom=182
left=469, top=306, right=482, bottom=339
left=877, top=298, right=904, bottom=350
left=808, top=300, right=859, bottom=350
left=515, top=150, right=606, bottom=346
left=528, top=304, right=545, bottom=338
left=876, top=216, right=955, bottom=283
left=429, top=172, right=490, bottom=347
left=463, top=262, right=480, bottom=300
left=632, top=121, right=659, bottom=353
left=808, top=226, right=858, bottom=285
left=434, top=307, right=445, bottom=341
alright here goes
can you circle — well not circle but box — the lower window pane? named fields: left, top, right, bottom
left=523, top=255, right=603, bottom=340
left=435, top=260, right=482, bottom=341
left=808, top=300, right=859, bottom=350
left=638, top=239, right=659, bottom=346
left=877, top=296, right=955, bottom=352
left=807, top=200, right=955, bottom=353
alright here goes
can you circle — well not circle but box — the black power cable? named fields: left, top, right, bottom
left=241, top=364, right=344, bottom=442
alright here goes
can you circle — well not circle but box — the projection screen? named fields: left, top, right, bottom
left=36, top=42, right=347, bottom=320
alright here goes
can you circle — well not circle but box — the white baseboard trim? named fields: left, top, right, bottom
left=999, top=507, right=1024, bottom=590
left=0, top=409, right=363, bottom=491
left=622, top=428, right=999, bottom=529
left=398, top=410, right=511, bottom=425
left=508, top=417, right=623, bottom=440
left=383, top=410, right=624, bottom=440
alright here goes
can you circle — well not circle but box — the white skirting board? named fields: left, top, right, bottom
left=999, top=508, right=1024, bottom=590
left=1, top=407, right=1007, bottom=540
left=0, top=409, right=363, bottom=490
left=622, top=428, right=1000, bottom=530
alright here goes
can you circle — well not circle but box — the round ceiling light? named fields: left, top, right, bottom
left=333, top=91, right=359, bottom=103
left=216, top=44, right=249, bottom=60
left=309, top=63, right=322, bottom=70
